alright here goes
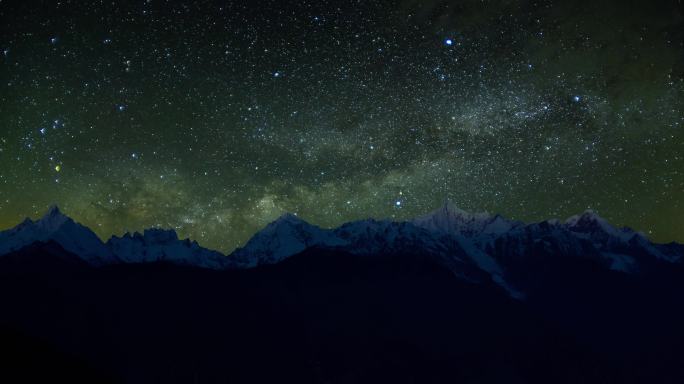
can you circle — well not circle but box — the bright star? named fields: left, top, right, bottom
left=573, top=95, right=581, bottom=102
left=445, top=39, right=453, bottom=46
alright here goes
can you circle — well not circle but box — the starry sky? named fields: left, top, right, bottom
left=1, top=0, right=683, bottom=252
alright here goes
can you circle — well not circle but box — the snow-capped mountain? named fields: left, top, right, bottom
left=0, top=207, right=230, bottom=268
left=562, top=210, right=676, bottom=262
left=564, top=209, right=644, bottom=244
left=413, top=202, right=681, bottom=271
left=0, top=206, right=115, bottom=265
left=107, top=229, right=229, bottom=269
left=232, top=214, right=458, bottom=264
left=233, top=215, right=462, bottom=267
left=230, top=213, right=344, bottom=267
left=0, top=204, right=682, bottom=299
left=231, top=213, right=524, bottom=297
left=412, top=201, right=522, bottom=237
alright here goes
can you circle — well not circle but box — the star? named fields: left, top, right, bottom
left=0, top=0, right=680, bottom=252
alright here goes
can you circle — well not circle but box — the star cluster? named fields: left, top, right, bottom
left=1, top=0, right=683, bottom=251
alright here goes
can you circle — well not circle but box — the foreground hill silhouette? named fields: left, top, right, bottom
left=1, top=204, right=684, bottom=383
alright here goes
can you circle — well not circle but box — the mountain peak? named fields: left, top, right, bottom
left=45, top=205, right=62, bottom=217
left=36, top=205, right=72, bottom=232
left=563, top=209, right=640, bottom=243
left=265, top=212, right=311, bottom=230
left=439, top=199, right=471, bottom=217
left=142, top=228, right=179, bottom=243
left=274, top=212, right=304, bottom=223
left=413, top=201, right=516, bottom=237
left=231, top=213, right=335, bottom=267
left=565, top=209, right=608, bottom=228
left=0, top=205, right=116, bottom=265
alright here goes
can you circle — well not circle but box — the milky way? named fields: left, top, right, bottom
left=1, top=0, right=683, bottom=252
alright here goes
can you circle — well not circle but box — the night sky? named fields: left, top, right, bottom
left=1, top=0, right=682, bottom=252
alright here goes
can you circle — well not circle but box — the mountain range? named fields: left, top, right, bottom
left=1, top=203, right=681, bottom=299
left=1, top=203, right=684, bottom=383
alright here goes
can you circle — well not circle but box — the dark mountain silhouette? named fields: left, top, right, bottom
left=1, top=204, right=683, bottom=383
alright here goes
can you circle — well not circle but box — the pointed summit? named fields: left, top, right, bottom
left=565, top=209, right=603, bottom=225
left=273, top=212, right=305, bottom=224
left=564, top=209, right=616, bottom=233
left=36, top=205, right=71, bottom=232
left=0, top=205, right=115, bottom=264
left=564, top=209, right=638, bottom=243
left=45, top=205, right=62, bottom=217
left=439, top=199, right=471, bottom=217
left=231, top=213, right=338, bottom=267
left=413, top=201, right=516, bottom=237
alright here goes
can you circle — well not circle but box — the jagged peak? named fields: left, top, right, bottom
left=143, top=228, right=179, bottom=240
left=564, top=209, right=612, bottom=228
left=113, top=228, right=180, bottom=243
left=267, top=212, right=311, bottom=228
left=416, top=200, right=494, bottom=223
left=44, top=205, right=63, bottom=217
left=35, top=205, right=72, bottom=231
left=439, top=199, right=471, bottom=217
left=338, top=217, right=391, bottom=228
left=411, top=200, right=521, bottom=237
left=562, top=209, right=641, bottom=243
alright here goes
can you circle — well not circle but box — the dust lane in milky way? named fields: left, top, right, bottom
left=0, top=0, right=682, bottom=252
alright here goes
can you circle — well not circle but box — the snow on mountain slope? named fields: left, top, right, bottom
left=229, top=214, right=523, bottom=296
left=333, top=219, right=453, bottom=256
left=563, top=210, right=678, bottom=262
left=107, top=228, right=229, bottom=269
left=0, top=206, right=115, bottom=265
left=230, top=213, right=344, bottom=267
left=0, top=204, right=681, bottom=300
left=412, top=201, right=522, bottom=237
left=231, top=215, right=469, bottom=269
left=564, top=210, right=640, bottom=243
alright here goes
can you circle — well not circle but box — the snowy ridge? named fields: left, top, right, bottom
left=0, top=206, right=115, bottom=265
left=230, top=213, right=344, bottom=267
left=234, top=215, right=525, bottom=297
left=412, top=200, right=523, bottom=237
left=563, top=209, right=676, bottom=262
left=0, top=204, right=682, bottom=299
left=107, top=228, right=228, bottom=269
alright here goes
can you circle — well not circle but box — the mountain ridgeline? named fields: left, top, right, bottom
left=1, top=203, right=684, bottom=383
